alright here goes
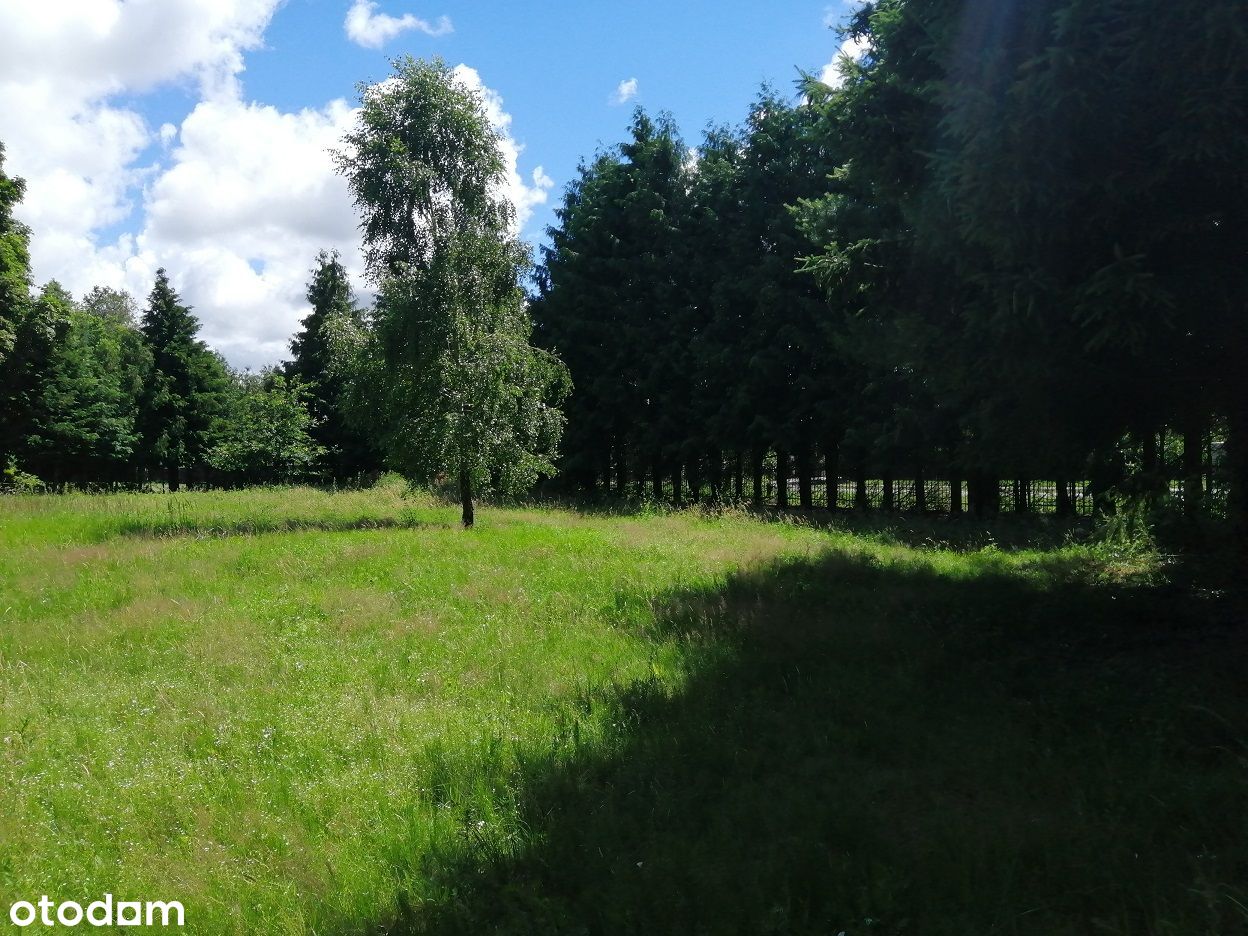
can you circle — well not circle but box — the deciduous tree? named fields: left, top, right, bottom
left=334, top=57, right=568, bottom=526
left=209, top=373, right=325, bottom=485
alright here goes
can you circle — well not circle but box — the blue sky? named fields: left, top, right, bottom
left=0, top=0, right=851, bottom=367
left=251, top=0, right=846, bottom=242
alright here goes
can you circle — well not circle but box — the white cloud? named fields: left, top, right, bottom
left=451, top=64, right=555, bottom=234
left=344, top=0, right=452, bottom=49
left=0, top=0, right=286, bottom=292
left=819, top=33, right=870, bottom=88
left=0, top=0, right=282, bottom=101
left=0, top=0, right=360, bottom=369
left=0, top=1, right=550, bottom=370
left=611, top=77, right=639, bottom=106
left=137, top=96, right=367, bottom=365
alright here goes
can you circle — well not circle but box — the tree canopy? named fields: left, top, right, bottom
left=334, top=57, right=568, bottom=526
left=137, top=269, right=231, bottom=491
left=285, top=249, right=381, bottom=481
left=0, top=142, right=31, bottom=372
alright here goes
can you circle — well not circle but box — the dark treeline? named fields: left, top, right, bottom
left=2, top=0, right=1244, bottom=541
left=0, top=154, right=381, bottom=490
left=531, top=0, right=1247, bottom=538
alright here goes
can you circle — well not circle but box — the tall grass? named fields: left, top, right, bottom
left=0, top=487, right=1242, bottom=934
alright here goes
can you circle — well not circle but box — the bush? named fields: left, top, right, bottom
left=1, top=456, right=45, bottom=493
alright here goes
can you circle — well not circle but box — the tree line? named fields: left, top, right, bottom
left=0, top=58, right=564, bottom=528
left=2, top=0, right=1244, bottom=540
left=0, top=150, right=380, bottom=491
left=531, top=0, right=1247, bottom=538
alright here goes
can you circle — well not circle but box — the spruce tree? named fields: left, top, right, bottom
left=536, top=110, right=690, bottom=497
left=137, top=269, right=228, bottom=490
left=286, top=250, right=378, bottom=480
left=26, top=304, right=150, bottom=484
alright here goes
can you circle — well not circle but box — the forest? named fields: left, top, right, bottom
left=2, top=0, right=1244, bottom=544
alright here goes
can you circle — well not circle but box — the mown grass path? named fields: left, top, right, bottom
left=1, top=486, right=1244, bottom=934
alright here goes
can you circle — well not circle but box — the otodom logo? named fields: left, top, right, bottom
left=8, top=895, right=184, bottom=928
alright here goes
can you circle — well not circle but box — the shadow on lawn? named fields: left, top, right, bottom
left=543, top=494, right=1097, bottom=553
left=352, top=549, right=1248, bottom=936
left=112, top=514, right=449, bottom=540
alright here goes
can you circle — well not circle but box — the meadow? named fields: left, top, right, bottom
left=0, top=483, right=1245, bottom=934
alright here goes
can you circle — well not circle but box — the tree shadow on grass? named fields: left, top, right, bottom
left=346, top=549, right=1248, bottom=935
left=536, top=494, right=1097, bottom=553
left=111, top=514, right=449, bottom=540
left=785, top=510, right=1096, bottom=553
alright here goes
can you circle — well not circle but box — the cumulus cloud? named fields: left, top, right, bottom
left=0, top=0, right=285, bottom=294
left=1, top=1, right=551, bottom=369
left=451, top=64, right=555, bottom=233
left=0, top=0, right=360, bottom=368
left=0, top=0, right=281, bottom=101
left=819, top=32, right=870, bottom=88
left=344, top=0, right=452, bottom=49
left=138, top=96, right=366, bottom=364
left=611, top=77, right=639, bottom=106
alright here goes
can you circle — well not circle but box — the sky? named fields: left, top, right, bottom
left=0, top=0, right=861, bottom=370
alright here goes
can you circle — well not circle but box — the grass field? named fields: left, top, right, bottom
left=1, top=482, right=1245, bottom=934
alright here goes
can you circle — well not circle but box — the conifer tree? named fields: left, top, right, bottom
left=26, top=302, right=150, bottom=484
left=536, top=110, right=690, bottom=497
left=137, top=269, right=229, bottom=490
left=286, top=250, right=379, bottom=480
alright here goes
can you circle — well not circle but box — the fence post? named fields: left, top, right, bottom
left=1183, top=415, right=1204, bottom=517
left=825, top=441, right=839, bottom=510
left=1055, top=477, right=1073, bottom=516
left=797, top=448, right=813, bottom=509
left=616, top=444, right=628, bottom=495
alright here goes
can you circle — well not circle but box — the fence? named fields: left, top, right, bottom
left=765, top=478, right=1094, bottom=515
left=756, top=477, right=1230, bottom=516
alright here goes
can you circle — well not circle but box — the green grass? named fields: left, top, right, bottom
left=0, top=485, right=1244, bottom=934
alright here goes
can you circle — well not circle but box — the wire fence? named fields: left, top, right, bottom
left=755, top=477, right=1230, bottom=516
